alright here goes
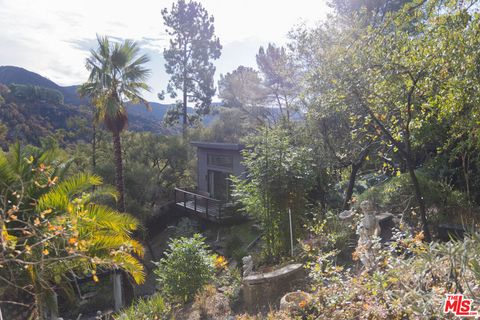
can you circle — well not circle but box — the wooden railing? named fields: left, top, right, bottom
left=174, top=187, right=225, bottom=220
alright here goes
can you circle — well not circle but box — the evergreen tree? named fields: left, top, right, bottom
left=161, top=0, right=222, bottom=136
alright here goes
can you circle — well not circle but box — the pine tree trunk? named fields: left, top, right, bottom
left=182, top=71, right=187, bottom=139
left=112, top=131, right=126, bottom=212
left=407, top=161, right=432, bottom=242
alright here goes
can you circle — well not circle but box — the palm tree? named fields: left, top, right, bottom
left=79, top=35, right=151, bottom=212
left=0, top=145, right=144, bottom=319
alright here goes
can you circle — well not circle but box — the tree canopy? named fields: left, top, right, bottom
left=161, top=0, right=222, bottom=135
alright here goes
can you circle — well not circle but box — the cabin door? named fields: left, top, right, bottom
left=208, top=170, right=230, bottom=201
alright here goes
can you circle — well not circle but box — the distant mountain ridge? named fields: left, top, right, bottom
left=0, top=66, right=223, bottom=139
left=0, top=66, right=182, bottom=143
left=0, top=66, right=177, bottom=129
left=0, top=66, right=84, bottom=105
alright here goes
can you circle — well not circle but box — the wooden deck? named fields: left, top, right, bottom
left=174, top=188, right=227, bottom=222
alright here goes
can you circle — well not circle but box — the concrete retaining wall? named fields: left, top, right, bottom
left=242, top=263, right=305, bottom=313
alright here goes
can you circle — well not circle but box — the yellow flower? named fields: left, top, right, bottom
left=414, top=231, right=424, bottom=242
left=214, top=255, right=228, bottom=269
left=299, top=300, right=308, bottom=308
left=42, top=249, right=49, bottom=255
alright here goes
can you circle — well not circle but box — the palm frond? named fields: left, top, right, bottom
left=85, top=204, right=138, bottom=232
left=80, top=35, right=150, bottom=133
left=0, top=151, right=16, bottom=188
left=37, top=173, right=102, bottom=211
left=82, top=185, right=118, bottom=203
left=112, top=252, right=145, bottom=284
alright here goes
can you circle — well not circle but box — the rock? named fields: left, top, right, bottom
left=251, top=224, right=262, bottom=232
left=279, top=290, right=312, bottom=312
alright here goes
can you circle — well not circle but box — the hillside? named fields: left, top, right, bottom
left=0, top=66, right=84, bottom=105
left=0, top=66, right=228, bottom=146
left=0, top=66, right=177, bottom=144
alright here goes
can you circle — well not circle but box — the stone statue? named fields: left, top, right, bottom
left=242, top=255, right=253, bottom=277
left=355, top=200, right=381, bottom=270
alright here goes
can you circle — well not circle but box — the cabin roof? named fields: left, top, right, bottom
left=191, top=141, right=244, bottom=151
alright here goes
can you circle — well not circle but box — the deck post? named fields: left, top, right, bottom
left=194, top=194, right=197, bottom=212
left=184, top=191, right=187, bottom=212
left=206, top=198, right=209, bottom=218
left=113, top=271, right=124, bottom=311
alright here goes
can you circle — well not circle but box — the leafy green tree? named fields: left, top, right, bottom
left=154, top=234, right=215, bottom=302
left=161, top=0, right=222, bottom=136
left=294, top=0, right=480, bottom=241
left=193, top=107, right=256, bottom=143
left=89, top=130, right=193, bottom=221
left=329, top=0, right=412, bottom=24
left=218, top=66, right=270, bottom=125
left=428, top=8, right=480, bottom=204
left=256, top=43, right=300, bottom=125
left=0, top=144, right=144, bottom=319
left=309, top=111, right=377, bottom=210
left=79, top=35, right=151, bottom=212
left=233, top=127, right=315, bottom=260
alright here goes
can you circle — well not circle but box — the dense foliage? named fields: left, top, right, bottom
left=0, top=144, right=144, bottom=319
left=233, top=126, right=315, bottom=260
left=9, top=84, right=64, bottom=104
left=154, top=234, right=216, bottom=302
left=114, top=294, right=172, bottom=320
left=5, top=0, right=480, bottom=317
left=74, top=130, right=193, bottom=221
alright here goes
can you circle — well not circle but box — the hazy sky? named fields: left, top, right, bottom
left=0, top=0, right=329, bottom=101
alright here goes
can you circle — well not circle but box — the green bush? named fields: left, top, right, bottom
left=358, top=171, right=470, bottom=224
left=114, top=294, right=171, bottom=320
left=154, top=234, right=215, bottom=302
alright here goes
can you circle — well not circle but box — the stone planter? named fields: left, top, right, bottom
left=242, top=263, right=305, bottom=313
left=279, top=290, right=312, bottom=312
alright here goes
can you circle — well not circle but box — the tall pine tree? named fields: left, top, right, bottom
left=161, top=0, right=222, bottom=137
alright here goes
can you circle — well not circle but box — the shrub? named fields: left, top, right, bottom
left=302, top=208, right=358, bottom=265
left=300, top=229, right=480, bottom=319
left=154, top=234, right=215, bottom=302
left=358, top=171, right=470, bottom=225
left=114, top=294, right=171, bottom=320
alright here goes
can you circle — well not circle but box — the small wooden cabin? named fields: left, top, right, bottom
left=174, top=141, right=246, bottom=222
